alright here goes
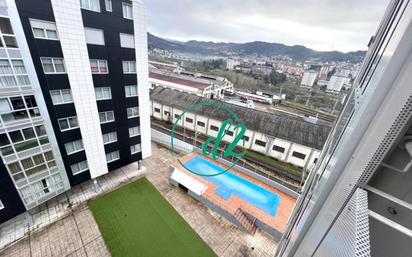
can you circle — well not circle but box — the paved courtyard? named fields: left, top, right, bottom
left=0, top=143, right=278, bottom=257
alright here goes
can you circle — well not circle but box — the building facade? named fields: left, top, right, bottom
left=326, top=75, right=351, bottom=93
left=151, top=87, right=331, bottom=171
left=0, top=0, right=151, bottom=224
left=300, top=70, right=318, bottom=88
left=149, top=68, right=234, bottom=99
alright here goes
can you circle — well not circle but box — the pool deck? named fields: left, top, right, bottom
left=172, top=152, right=297, bottom=234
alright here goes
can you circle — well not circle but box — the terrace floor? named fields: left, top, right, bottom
left=0, top=143, right=278, bottom=257
left=174, top=152, right=296, bottom=234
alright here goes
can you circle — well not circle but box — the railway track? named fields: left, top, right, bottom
left=279, top=102, right=337, bottom=123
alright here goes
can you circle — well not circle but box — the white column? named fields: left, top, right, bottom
left=51, top=0, right=108, bottom=178
left=133, top=0, right=152, bottom=159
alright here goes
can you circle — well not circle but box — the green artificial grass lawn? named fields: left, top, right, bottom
left=88, top=177, right=217, bottom=257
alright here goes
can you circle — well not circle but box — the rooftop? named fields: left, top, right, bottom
left=149, top=70, right=211, bottom=90
left=151, top=87, right=332, bottom=150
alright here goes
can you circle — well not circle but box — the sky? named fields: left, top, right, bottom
left=146, top=0, right=389, bottom=52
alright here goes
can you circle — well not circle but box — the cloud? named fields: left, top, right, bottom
left=146, top=0, right=389, bottom=52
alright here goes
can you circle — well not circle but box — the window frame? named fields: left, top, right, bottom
left=255, top=139, right=267, bottom=147
left=130, top=144, right=141, bottom=154
left=58, top=116, right=79, bottom=131
left=128, top=126, right=140, bottom=137
left=99, top=111, right=115, bottom=124
left=272, top=145, right=286, bottom=153
left=65, top=139, right=84, bottom=155
left=106, top=150, right=120, bottom=163
left=94, top=87, right=112, bottom=101
left=30, top=19, right=59, bottom=41
left=105, top=0, right=112, bottom=12
left=80, top=0, right=101, bottom=12
left=90, top=59, right=109, bottom=74
left=127, top=107, right=139, bottom=118
left=122, top=2, right=133, bottom=20
left=102, top=131, right=117, bottom=145
left=50, top=89, right=73, bottom=105
left=292, top=151, right=306, bottom=160
left=122, top=61, right=136, bottom=74
left=40, top=57, right=66, bottom=74
left=125, top=85, right=138, bottom=97
left=71, top=160, right=89, bottom=175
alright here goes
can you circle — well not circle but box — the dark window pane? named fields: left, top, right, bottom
left=24, top=95, right=37, bottom=108
left=9, top=131, right=23, bottom=143
left=0, top=133, right=10, bottom=146
left=10, top=97, right=25, bottom=110
left=22, top=128, right=35, bottom=139
left=0, top=18, right=14, bottom=34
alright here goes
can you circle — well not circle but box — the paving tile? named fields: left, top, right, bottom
left=1, top=143, right=278, bottom=257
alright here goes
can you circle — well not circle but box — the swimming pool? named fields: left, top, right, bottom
left=184, top=156, right=281, bottom=216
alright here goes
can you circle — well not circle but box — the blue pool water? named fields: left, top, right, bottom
left=185, top=156, right=281, bottom=216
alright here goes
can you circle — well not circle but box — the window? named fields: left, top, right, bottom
left=129, top=126, right=140, bottom=137
left=80, top=0, right=100, bottom=12
left=242, top=135, right=250, bottom=142
left=210, top=125, right=219, bottom=131
left=174, top=114, right=180, bottom=119
left=292, top=151, right=306, bottom=160
left=106, top=150, right=120, bottom=163
left=71, top=160, right=88, bottom=175
left=99, top=111, right=115, bottom=123
left=130, top=144, right=141, bottom=154
left=65, top=139, right=84, bottom=154
left=125, top=85, right=138, bottom=97
left=30, top=19, right=58, bottom=40
left=154, top=108, right=161, bottom=113
left=0, top=18, right=18, bottom=48
left=122, top=2, right=133, bottom=19
left=84, top=27, right=105, bottom=45
left=0, top=199, right=4, bottom=210
left=105, top=0, right=112, bottom=12
left=0, top=17, right=14, bottom=34
left=186, top=117, right=193, bottom=123
left=127, top=107, right=139, bottom=118
left=314, top=158, right=318, bottom=164
left=90, top=59, right=108, bottom=74
left=103, top=131, right=117, bottom=144
left=50, top=89, right=72, bottom=105
left=164, top=111, right=170, bottom=116
left=95, top=87, right=112, bottom=100
left=120, top=33, right=134, bottom=48
left=58, top=116, right=79, bottom=131
left=197, top=121, right=205, bottom=127
left=255, top=139, right=266, bottom=147
left=41, top=57, right=66, bottom=74
left=122, top=61, right=136, bottom=73
left=272, top=145, right=285, bottom=153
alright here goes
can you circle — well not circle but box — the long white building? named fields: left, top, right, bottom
left=300, top=70, right=318, bottom=88
left=150, top=87, right=331, bottom=171
left=149, top=68, right=234, bottom=99
left=327, top=75, right=351, bottom=93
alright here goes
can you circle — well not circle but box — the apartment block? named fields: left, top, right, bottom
left=0, top=0, right=151, bottom=223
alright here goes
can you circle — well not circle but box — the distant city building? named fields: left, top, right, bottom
left=226, top=58, right=238, bottom=70
left=327, top=75, right=351, bottom=93
left=301, top=70, right=318, bottom=88
left=149, top=69, right=234, bottom=99
left=251, top=65, right=273, bottom=76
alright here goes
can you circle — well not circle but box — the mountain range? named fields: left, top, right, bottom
left=148, top=33, right=366, bottom=63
